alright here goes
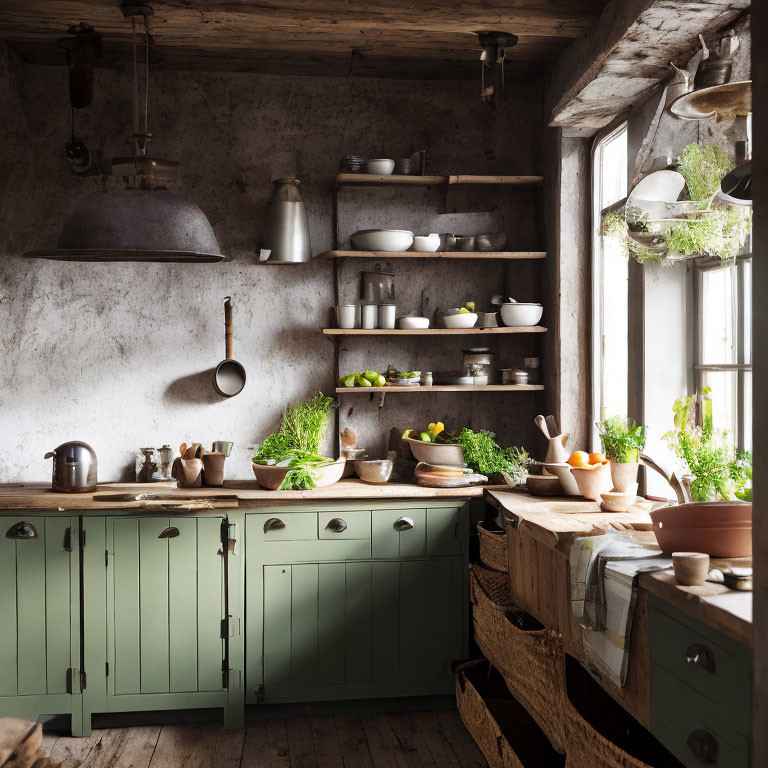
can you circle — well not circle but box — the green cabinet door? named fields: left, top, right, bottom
left=258, top=557, right=464, bottom=703
left=95, top=516, right=228, bottom=714
left=0, top=516, right=81, bottom=729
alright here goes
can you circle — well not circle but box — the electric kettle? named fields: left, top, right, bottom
left=45, top=441, right=98, bottom=492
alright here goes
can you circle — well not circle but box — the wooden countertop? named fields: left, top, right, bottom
left=0, top=479, right=498, bottom=511
left=486, top=488, right=752, bottom=644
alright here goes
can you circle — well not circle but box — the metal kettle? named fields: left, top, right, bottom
left=45, top=441, right=98, bottom=492
left=259, top=177, right=312, bottom=263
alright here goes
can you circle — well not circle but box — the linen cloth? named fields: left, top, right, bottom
left=569, top=533, right=671, bottom=686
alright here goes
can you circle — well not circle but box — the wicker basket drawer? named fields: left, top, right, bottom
left=477, top=521, right=508, bottom=572
left=456, top=660, right=566, bottom=768
left=469, top=563, right=566, bottom=752
left=565, top=657, right=685, bottom=768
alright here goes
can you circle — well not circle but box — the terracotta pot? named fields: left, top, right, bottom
left=650, top=501, right=752, bottom=557
left=172, top=457, right=203, bottom=488
left=610, top=461, right=639, bottom=493
left=202, top=452, right=226, bottom=487
left=570, top=462, right=612, bottom=501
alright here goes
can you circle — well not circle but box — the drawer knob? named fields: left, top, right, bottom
left=6, top=521, right=39, bottom=540
left=326, top=518, right=347, bottom=533
left=687, top=729, right=718, bottom=765
left=394, top=516, right=414, bottom=532
left=686, top=643, right=716, bottom=674
left=264, top=518, right=286, bottom=533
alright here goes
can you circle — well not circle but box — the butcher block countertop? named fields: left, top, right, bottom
left=0, top=479, right=499, bottom=511
left=486, top=489, right=752, bottom=644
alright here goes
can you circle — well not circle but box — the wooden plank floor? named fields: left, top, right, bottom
left=41, top=710, right=487, bottom=768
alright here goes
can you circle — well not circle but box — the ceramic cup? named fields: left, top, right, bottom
left=361, top=304, right=378, bottom=329
left=172, top=457, right=203, bottom=488
left=212, top=441, right=233, bottom=457
left=480, top=312, right=498, bottom=327
left=378, top=304, right=396, bottom=329
left=202, top=452, right=226, bottom=487
left=672, top=552, right=710, bottom=586
left=337, top=304, right=357, bottom=329
left=610, top=461, right=640, bottom=493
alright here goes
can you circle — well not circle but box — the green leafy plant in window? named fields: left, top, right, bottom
left=596, top=415, right=646, bottom=463
left=663, top=387, right=751, bottom=502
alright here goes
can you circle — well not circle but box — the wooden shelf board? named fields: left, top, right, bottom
left=316, top=250, right=546, bottom=260
left=336, top=173, right=544, bottom=187
left=337, top=173, right=445, bottom=185
left=323, top=326, right=547, bottom=336
left=336, top=384, right=544, bottom=393
left=448, top=175, right=543, bottom=186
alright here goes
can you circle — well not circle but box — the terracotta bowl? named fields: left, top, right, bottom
left=650, top=501, right=752, bottom=557
left=252, top=457, right=345, bottom=490
left=570, top=462, right=612, bottom=501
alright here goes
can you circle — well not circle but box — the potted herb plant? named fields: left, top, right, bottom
left=646, top=387, right=752, bottom=557
left=596, top=415, right=646, bottom=493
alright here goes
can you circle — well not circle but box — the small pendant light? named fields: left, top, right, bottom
left=26, top=2, right=224, bottom=263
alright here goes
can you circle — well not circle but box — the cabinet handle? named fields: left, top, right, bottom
left=326, top=518, right=347, bottom=533
left=687, top=729, right=718, bottom=764
left=264, top=517, right=286, bottom=533
left=6, top=521, right=38, bottom=540
left=158, top=526, right=180, bottom=539
left=394, top=516, right=414, bottom=532
left=686, top=643, right=716, bottom=674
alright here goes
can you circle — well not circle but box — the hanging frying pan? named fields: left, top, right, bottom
left=214, top=296, right=246, bottom=397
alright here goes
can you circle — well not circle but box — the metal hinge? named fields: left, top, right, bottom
left=63, top=527, right=73, bottom=552
left=66, top=667, right=87, bottom=693
left=105, top=662, right=109, bottom=677
left=226, top=522, right=238, bottom=555
left=79, top=529, right=87, bottom=548
left=222, top=661, right=229, bottom=689
left=105, top=549, right=109, bottom=567
left=256, top=685, right=266, bottom=703
left=220, top=615, right=241, bottom=639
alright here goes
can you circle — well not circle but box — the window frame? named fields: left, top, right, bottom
left=692, top=254, right=752, bottom=452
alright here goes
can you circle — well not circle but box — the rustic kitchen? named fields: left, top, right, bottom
left=0, top=1, right=764, bottom=767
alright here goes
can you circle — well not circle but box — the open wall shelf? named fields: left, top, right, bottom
left=323, top=327, right=547, bottom=337
left=316, top=250, right=546, bottom=260
left=336, top=173, right=544, bottom=186
left=336, top=384, right=544, bottom=394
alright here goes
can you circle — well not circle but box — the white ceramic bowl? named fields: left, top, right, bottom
left=252, top=457, right=345, bottom=490
left=365, top=159, right=395, bottom=175
left=403, top=438, right=464, bottom=466
left=354, top=459, right=394, bottom=484
left=499, top=303, right=543, bottom=327
left=351, top=229, right=414, bottom=252
left=397, top=316, right=429, bottom=330
left=412, top=234, right=441, bottom=253
left=543, top=463, right=580, bottom=495
left=442, top=312, right=478, bottom=329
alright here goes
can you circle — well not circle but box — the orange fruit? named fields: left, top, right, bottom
left=567, top=451, right=590, bottom=468
left=588, top=452, right=608, bottom=465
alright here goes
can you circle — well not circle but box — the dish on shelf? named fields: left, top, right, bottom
left=412, top=234, right=441, bottom=252
left=441, top=312, right=478, bottom=329
left=499, top=302, right=543, bottom=326
left=476, top=233, right=508, bottom=251
left=442, top=235, right=475, bottom=251
left=365, top=159, right=395, bottom=174
left=397, top=315, right=429, bottom=329
left=351, top=229, right=414, bottom=251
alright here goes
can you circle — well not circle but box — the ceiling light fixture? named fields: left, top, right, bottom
left=26, top=1, right=224, bottom=263
left=478, top=32, right=518, bottom=106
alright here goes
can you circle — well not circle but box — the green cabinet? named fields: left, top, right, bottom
left=245, top=502, right=468, bottom=704
left=82, top=515, right=229, bottom=727
left=0, top=516, right=82, bottom=733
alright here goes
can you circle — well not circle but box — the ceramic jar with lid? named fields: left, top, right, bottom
left=462, top=347, right=496, bottom=383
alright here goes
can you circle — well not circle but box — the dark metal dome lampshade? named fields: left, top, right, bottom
left=25, top=2, right=224, bottom=264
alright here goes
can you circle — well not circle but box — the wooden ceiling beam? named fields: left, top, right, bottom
left=546, top=0, right=750, bottom=130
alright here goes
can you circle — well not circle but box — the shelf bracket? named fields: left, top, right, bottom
left=374, top=391, right=386, bottom=408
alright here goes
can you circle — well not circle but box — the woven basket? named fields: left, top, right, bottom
left=456, top=660, right=566, bottom=768
left=564, top=658, right=685, bottom=768
left=477, top=521, right=508, bottom=573
left=470, top=563, right=566, bottom=752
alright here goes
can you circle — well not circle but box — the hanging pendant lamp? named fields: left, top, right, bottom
left=26, top=2, right=224, bottom=263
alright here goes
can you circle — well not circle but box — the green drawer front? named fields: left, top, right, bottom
left=648, top=603, right=751, bottom=735
left=258, top=512, right=317, bottom=541
left=652, top=663, right=750, bottom=768
left=372, top=509, right=426, bottom=558
left=0, top=517, right=74, bottom=697
left=426, top=507, right=461, bottom=556
left=318, top=510, right=371, bottom=540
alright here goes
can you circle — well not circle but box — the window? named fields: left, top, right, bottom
left=591, top=124, right=628, bottom=446
left=694, top=256, right=752, bottom=451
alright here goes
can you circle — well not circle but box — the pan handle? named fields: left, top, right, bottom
left=224, top=296, right=233, bottom=360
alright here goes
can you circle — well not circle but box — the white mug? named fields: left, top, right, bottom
left=337, top=304, right=357, bottom=329
left=378, top=304, right=396, bottom=329
left=361, top=304, right=378, bottom=329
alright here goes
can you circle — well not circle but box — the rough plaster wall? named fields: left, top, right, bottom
left=0, top=44, right=544, bottom=481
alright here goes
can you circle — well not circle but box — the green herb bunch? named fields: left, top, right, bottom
left=252, top=393, right=336, bottom=490
left=452, top=427, right=531, bottom=481
left=596, top=416, right=646, bottom=463
left=664, top=387, right=750, bottom=502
